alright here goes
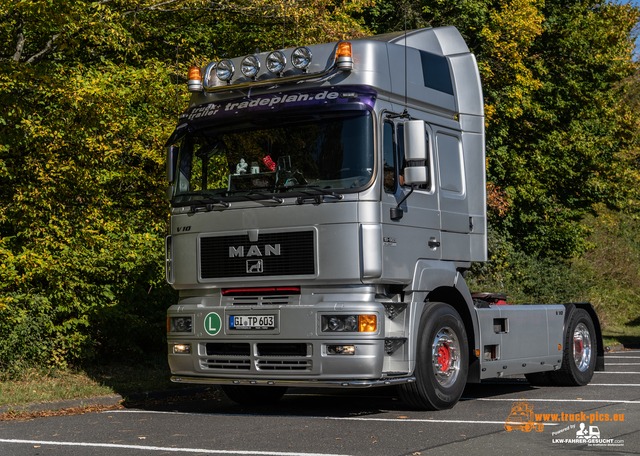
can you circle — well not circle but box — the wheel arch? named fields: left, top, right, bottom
left=563, top=303, right=605, bottom=372
left=409, top=261, right=481, bottom=383
left=427, top=279, right=480, bottom=383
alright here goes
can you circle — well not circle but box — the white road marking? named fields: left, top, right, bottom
left=605, top=363, right=640, bottom=365
left=461, top=397, right=640, bottom=404
left=0, top=440, right=351, bottom=456
left=590, top=383, right=640, bottom=386
left=595, top=371, right=640, bottom=374
left=105, top=410, right=551, bottom=426
left=605, top=356, right=640, bottom=358
left=322, top=416, right=557, bottom=425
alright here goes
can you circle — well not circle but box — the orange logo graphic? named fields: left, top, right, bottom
left=504, top=400, right=544, bottom=432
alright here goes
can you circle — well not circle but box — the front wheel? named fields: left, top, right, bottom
left=398, top=303, right=469, bottom=410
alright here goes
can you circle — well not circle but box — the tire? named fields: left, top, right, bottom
left=398, top=302, right=469, bottom=410
left=550, top=308, right=597, bottom=386
left=221, top=385, right=288, bottom=405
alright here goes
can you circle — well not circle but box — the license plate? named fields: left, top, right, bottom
left=229, top=315, right=275, bottom=330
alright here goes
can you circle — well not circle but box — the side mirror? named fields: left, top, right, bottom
left=404, top=120, right=427, bottom=161
left=403, top=120, right=428, bottom=185
left=167, top=145, right=179, bottom=183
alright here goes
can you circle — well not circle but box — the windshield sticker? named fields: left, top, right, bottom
left=179, top=86, right=376, bottom=125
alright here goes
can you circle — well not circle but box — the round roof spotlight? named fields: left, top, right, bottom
left=216, top=59, right=235, bottom=82
left=241, top=55, right=260, bottom=78
left=266, top=50, right=286, bottom=75
left=292, top=46, right=312, bottom=70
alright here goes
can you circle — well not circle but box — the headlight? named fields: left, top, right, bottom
left=291, top=46, right=312, bottom=70
left=321, top=315, right=376, bottom=332
left=241, top=55, right=260, bottom=78
left=216, top=59, right=234, bottom=81
left=266, top=51, right=286, bottom=74
left=169, top=316, right=193, bottom=332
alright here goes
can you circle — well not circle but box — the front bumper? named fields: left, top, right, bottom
left=171, top=375, right=416, bottom=388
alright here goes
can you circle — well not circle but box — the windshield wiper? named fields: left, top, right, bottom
left=247, top=191, right=284, bottom=204
left=184, top=198, right=231, bottom=212
left=271, top=185, right=344, bottom=204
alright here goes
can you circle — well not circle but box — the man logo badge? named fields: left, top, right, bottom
left=247, top=259, right=263, bottom=273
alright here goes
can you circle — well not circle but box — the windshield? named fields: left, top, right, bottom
left=170, top=111, right=374, bottom=205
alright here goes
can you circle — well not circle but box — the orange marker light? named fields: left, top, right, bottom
left=188, top=66, right=203, bottom=81
left=558, top=344, right=562, bottom=351
left=359, top=315, right=377, bottom=332
left=336, top=42, right=353, bottom=71
left=187, top=66, right=203, bottom=92
left=337, top=42, right=352, bottom=58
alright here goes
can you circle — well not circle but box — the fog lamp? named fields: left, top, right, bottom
left=327, top=345, right=355, bottom=355
left=292, top=46, right=312, bottom=70
left=216, top=59, right=235, bottom=82
left=173, top=344, right=191, bottom=354
left=266, top=51, right=286, bottom=75
left=241, top=55, right=260, bottom=78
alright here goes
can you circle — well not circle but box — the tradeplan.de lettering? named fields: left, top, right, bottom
left=179, top=86, right=377, bottom=124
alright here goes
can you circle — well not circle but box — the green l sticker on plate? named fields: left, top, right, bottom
left=204, top=312, right=222, bottom=336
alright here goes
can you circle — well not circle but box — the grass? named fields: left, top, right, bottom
left=0, top=356, right=191, bottom=408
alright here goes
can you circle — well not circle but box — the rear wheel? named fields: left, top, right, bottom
left=221, top=385, right=288, bottom=405
left=398, top=303, right=469, bottom=410
left=551, top=308, right=597, bottom=386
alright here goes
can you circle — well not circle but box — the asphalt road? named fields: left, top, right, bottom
left=1, top=350, right=638, bottom=455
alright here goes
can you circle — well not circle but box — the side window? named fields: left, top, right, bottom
left=383, top=122, right=396, bottom=192
left=436, top=133, right=464, bottom=194
left=384, top=118, right=430, bottom=191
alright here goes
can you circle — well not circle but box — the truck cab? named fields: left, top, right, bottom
left=164, top=27, right=603, bottom=410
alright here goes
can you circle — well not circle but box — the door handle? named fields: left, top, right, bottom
left=428, top=239, right=440, bottom=248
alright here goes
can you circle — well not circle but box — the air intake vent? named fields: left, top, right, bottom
left=257, top=360, right=311, bottom=371
left=202, top=359, right=251, bottom=370
left=200, top=231, right=315, bottom=279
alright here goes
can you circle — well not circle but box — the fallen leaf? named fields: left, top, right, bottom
left=397, top=416, right=408, bottom=419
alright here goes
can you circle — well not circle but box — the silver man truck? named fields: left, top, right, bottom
left=164, top=26, right=604, bottom=410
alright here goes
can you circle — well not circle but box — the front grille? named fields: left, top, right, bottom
left=223, top=295, right=301, bottom=306
left=206, top=343, right=251, bottom=356
left=257, top=360, right=312, bottom=371
left=200, top=231, right=315, bottom=279
left=201, top=359, right=251, bottom=370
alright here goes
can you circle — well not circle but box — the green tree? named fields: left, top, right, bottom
left=0, top=0, right=370, bottom=370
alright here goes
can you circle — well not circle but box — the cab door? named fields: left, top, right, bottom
left=380, top=117, right=441, bottom=282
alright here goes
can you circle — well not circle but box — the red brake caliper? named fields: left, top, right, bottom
left=438, top=343, right=451, bottom=372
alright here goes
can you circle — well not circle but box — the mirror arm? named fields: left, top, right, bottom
left=390, top=184, right=415, bottom=221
